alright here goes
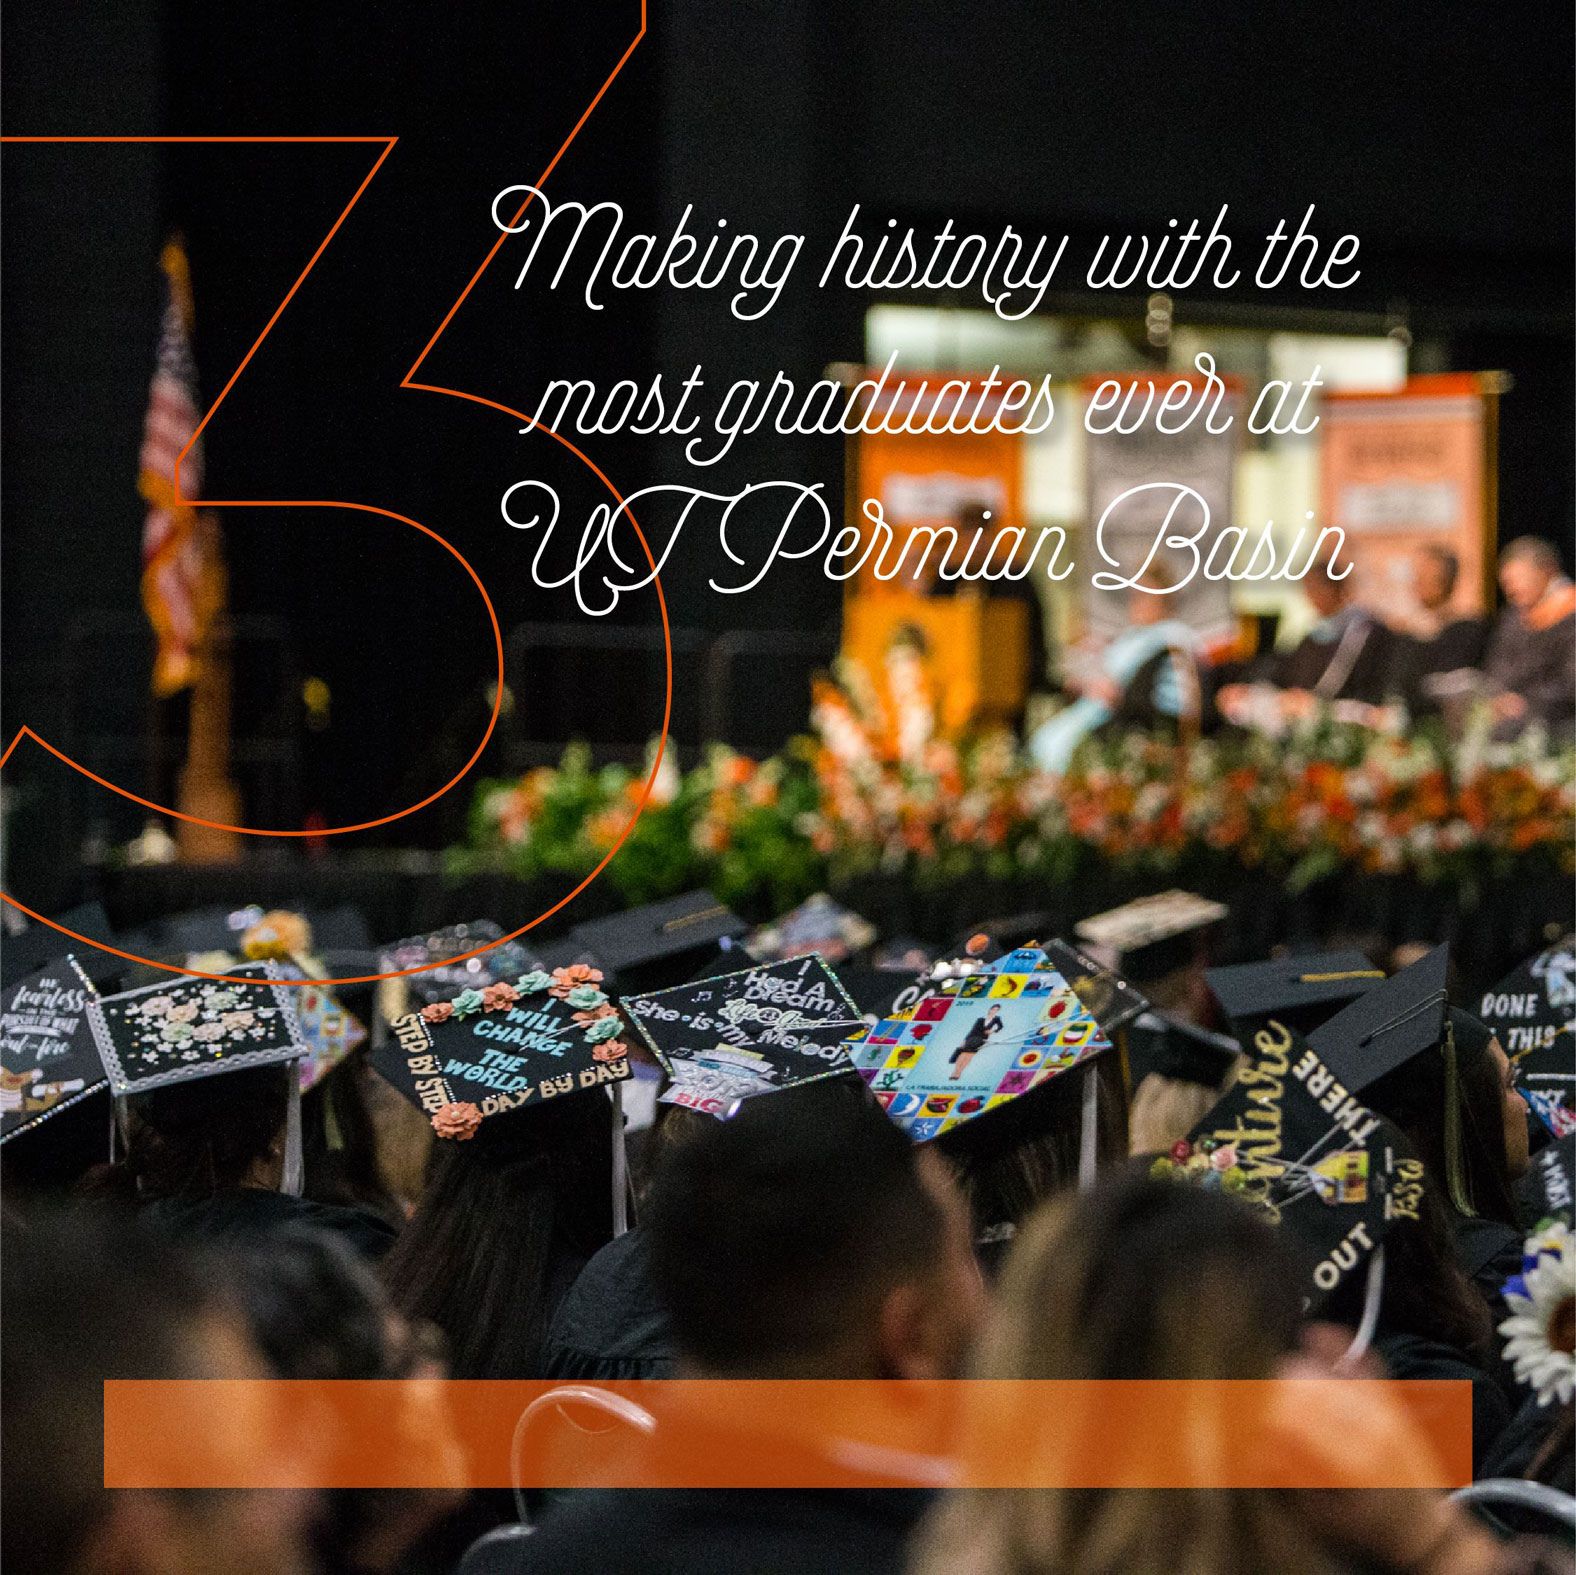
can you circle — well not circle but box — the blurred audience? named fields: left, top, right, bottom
left=2, top=1208, right=312, bottom=1575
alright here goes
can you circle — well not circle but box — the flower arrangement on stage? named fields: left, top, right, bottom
left=458, top=672, right=1576, bottom=914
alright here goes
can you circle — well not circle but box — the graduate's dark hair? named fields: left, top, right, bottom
left=381, top=1090, right=615, bottom=1380
left=644, top=1077, right=939, bottom=1376
left=948, top=1052, right=1129, bottom=1252
left=84, top=1063, right=292, bottom=1202
left=302, top=1056, right=403, bottom=1226
left=1365, top=1008, right=1520, bottom=1231
left=1325, top=1171, right=1491, bottom=1357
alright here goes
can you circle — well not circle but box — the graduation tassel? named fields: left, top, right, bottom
left=1441, top=1020, right=1475, bottom=1217
left=281, top=1068, right=303, bottom=1197
left=611, top=1081, right=630, bottom=1238
left=1339, top=1247, right=1386, bottom=1368
left=1077, top=1064, right=1100, bottom=1191
left=110, top=1095, right=130, bottom=1165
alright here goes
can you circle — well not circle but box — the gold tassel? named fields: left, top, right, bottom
left=1442, top=1019, right=1474, bottom=1217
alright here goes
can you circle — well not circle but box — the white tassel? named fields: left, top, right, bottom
left=1078, top=1067, right=1100, bottom=1191
left=281, top=1069, right=303, bottom=1196
left=611, top=1082, right=629, bottom=1238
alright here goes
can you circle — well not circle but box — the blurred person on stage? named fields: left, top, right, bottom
left=1217, top=547, right=1401, bottom=732
left=1480, top=536, right=1576, bottom=740
left=1386, top=544, right=1488, bottom=717
left=1029, top=560, right=1200, bottom=773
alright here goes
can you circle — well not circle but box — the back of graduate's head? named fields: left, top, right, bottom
left=645, top=1079, right=984, bottom=1380
left=382, top=1090, right=615, bottom=1380
left=983, top=1178, right=1302, bottom=1384
left=1366, top=1007, right=1525, bottom=1230
left=100, top=1063, right=293, bottom=1203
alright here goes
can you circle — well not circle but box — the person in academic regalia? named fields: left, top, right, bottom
left=1481, top=536, right=1576, bottom=740
left=380, top=1089, right=616, bottom=1381
left=1386, top=544, right=1488, bottom=715
left=1216, top=551, right=1400, bottom=730
left=1268, top=553, right=1399, bottom=705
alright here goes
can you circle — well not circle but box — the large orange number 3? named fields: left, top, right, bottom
left=0, top=7, right=670, bottom=987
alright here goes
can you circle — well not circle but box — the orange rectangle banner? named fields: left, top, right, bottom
left=103, top=1377, right=1474, bottom=1491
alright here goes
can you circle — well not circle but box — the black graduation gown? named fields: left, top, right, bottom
left=541, top=1228, right=675, bottom=1382
left=142, top=1187, right=398, bottom=1260
left=1390, top=619, right=1488, bottom=711
left=1374, top=1330, right=1511, bottom=1475
left=1271, top=612, right=1398, bottom=705
left=509, top=1486, right=932, bottom=1575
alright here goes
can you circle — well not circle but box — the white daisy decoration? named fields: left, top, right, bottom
left=1499, top=1220, right=1575, bottom=1407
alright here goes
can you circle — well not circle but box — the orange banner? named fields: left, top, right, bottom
left=1319, top=372, right=1494, bottom=615
left=103, top=1377, right=1474, bottom=1491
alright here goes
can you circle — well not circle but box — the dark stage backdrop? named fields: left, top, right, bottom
left=4, top=0, right=1572, bottom=913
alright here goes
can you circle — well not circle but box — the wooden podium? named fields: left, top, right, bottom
left=842, top=591, right=1029, bottom=732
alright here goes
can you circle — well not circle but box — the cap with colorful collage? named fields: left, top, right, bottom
left=844, top=946, right=1112, bottom=1142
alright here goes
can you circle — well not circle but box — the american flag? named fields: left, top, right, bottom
left=139, top=238, right=222, bottom=696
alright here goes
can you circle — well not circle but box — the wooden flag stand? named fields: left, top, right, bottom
left=175, top=515, right=242, bottom=864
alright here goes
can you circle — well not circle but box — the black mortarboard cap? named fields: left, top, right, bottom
left=1208, top=949, right=1385, bottom=1042
left=1127, top=1009, right=1240, bottom=1091
left=1307, top=944, right=1449, bottom=1096
left=87, top=961, right=308, bottom=1097
left=2, top=903, right=119, bottom=990
left=623, top=955, right=861, bottom=1078
left=1075, top=891, right=1227, bottom=984
left=1, top=957, right=107, bottom=1142
left=1476, top=940, right=1575, bottom=1142
left=567, top=892, right=747, bottom=995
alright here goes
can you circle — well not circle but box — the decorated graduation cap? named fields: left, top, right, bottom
left=1074, top=890, right=1227, bottom=983
left=566, top=891, right=748, bottom=994
left=746, top=894, right=876, bottom=967
left=1476, top=940, right=1575, bottom=1140
left=1156, top=1019, right=1423, bottom=1314
left=87, top=961, right=311, bottom=1191
left=1, top=956, right=107, bottom=1143
left=1521, top=1134, right=1574, bottom=1227
left=1208, top=949, right=1385, bottom=1043
left=847, top=945, right=1112, bottom=1145
left=378, top=920, right=545, bottom=1006
left=371, top=965, right=635, bottom=1230
left=1306, top=944, right=1450, bottom=1096
left=622, top=955, right=861, bottom=1118
left=1039, top=938, right=1150, bottom=1038
left=276, top=964, right=368, bottom=1093
left=371, top=966, right=633, bottom=1138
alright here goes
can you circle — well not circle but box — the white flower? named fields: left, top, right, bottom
left=1498, top=1224, right=1575, bottom=1407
